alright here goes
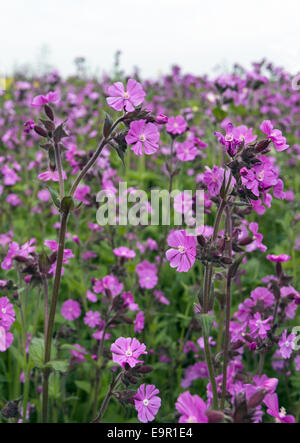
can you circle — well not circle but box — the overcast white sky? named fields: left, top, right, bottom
left=1, top=0, right=300, bottom=78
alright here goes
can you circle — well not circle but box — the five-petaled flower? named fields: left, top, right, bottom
left=106, top=79, right=145, bottom=112
left=110, top=337, right=147, bottom=368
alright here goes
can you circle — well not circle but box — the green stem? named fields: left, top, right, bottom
left=203, top=332, right=218, bottom=410
left=220, top=206, right=233, bottom=411
left=42, top=210, right=69, bottom=422
left=91, top=372, right=122, bottom=423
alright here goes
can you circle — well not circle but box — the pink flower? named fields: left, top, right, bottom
left=31, top=91, right=60, bottom=107
left=125, top=120, right=159, bottom=156
left=93, top=275, right=123, bottom=297
left=38, top=170, right=67, bottom=182
left=84, top=311, right=101, bottom=328
left=202, top=166, right=233, bottom=197
left=110, top=337, right=147, bottom=368
left=134, top=384, right=161, bottom=423
left=153, top=290, right=170, bottom=305
left=176, top=141, right=198, bottom=161
left=24, top=120, right=35, bottom=134
left=1, top=165, right=21, bottom=186
left=61, top=299, right=81, bottom=321
left=175, top=391, right=208, bottom=423
left=86, top=290, right=98, bottom=303
left=6, top=193, right=22, bottom=207
left=249, top=312, right=273, bottom=339
left=134, top=312, right=145, bottom=333
left=0, top=326, right=14, bottom=352
left=166, top=230, right=196, bottom=273
left=37, top=189, right=51, bottom=202
left=155, top=114, right=168, bottom=124
left=246, top=222, right=267, bottom=253
left=264, top=393, right=295, bottom=423
left=70, top=344, right=87, bottom=362
left=166, top=116, right=187, bottom=135
left=74, top=185, right=91, bottom=205
left=0, top=297, right=15, bottom=330
left=106, top=79, right=145, bottom=112
left=122, top=292, right=139, bottom=311
left=278, top=330, right=296, bottom=359
left=113, top=246, right=136, bottom=259
left=260, top=120, right=289, bottom=152
left=266, top=254, right=291, bottom=263
left=136, top=260, right=158, bottom=289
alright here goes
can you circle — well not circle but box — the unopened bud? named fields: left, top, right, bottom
left=206, top=410, right=224, bottom=423
left=34, top=125, right=48, bottom=138
left=247, top=388, right=266, bottom=408
left=44, top=104, right=55, bottom=121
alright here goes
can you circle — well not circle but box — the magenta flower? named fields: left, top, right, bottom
left=175, top=391, right=208, bottom=423
left=0, top=297, right=15, bottom=330
left=136, top=261, right=158, bottom=289
left=74, top=185, right=91, bottom=205
left=93, top=275, right=123, bottom=297
left=166, top=116, right=187, bottom=135
left=155, top=114, right=168, bottom=124
left=86, top=290, right=98, bottom=303
left=278, top=330, right=296, bottom=359
left=38, top=170, right=67, bottom=182
left=61, top=299, right=81, bottom=321
left=70, top=344, right=88, bottom=362
left=251, top=287, right=274, bottom=308
left=266, top=254, right=291, bottom=263
left=31, top=91, right=60, bottom=107
left=24, top=120, right=35, bottom=134
left=134, top=384, right=161, bottom=423
left=110, top=337, right=147, bottom=368
left=264, top=393, right=295, bottom=423
left=125, top=120, right=159, bottom=156
left=246, top=222, right=267, bottom=253
left=153, top=290, right=170, bottom=305
left=203, top=166, right=234, bottom=197
left=176, top=141, right=198, bottom=161
left=134, top=311, right=145, bottom=333
left=122, top=292, right=139, bottom=311
left=249, top=312, right=273, bottom=339
left=0, top=326, right=13, bottom=352
left=106, top=79, right=145, bottom=111
left=84, top=311, right=101, bottom=328
left=166, top=230, right=196, bottom=273
left=260, top=120, right=289, bottom=152
left=113, top=246, right=136, bottom=259
left=37, top=189, right=51, bottom=202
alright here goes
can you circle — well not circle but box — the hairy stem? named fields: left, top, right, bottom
left=220, top=206, right=233, bottom=411
left=91, top=372, right=122, bottom=423
left=42, top=210, right=69, bottom=422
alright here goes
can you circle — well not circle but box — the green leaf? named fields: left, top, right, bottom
left=49, top=373, right=61, bottom=400
left=212, top=107, right=228, bottom=122
left=46, top=360, right=69, bottom=373
left=29, top=338, right=45, bottom=368
left=103, top=112, right=113, bottom=137
left=75, top=380, right=91, bottom=394
left=198, top=313, right=215, bottom=336
left=46, top=184, right=61, bottom=209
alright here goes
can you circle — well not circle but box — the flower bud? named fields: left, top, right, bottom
left=44, top=104, right=55, bottom=121
left=34, top=125, right=48, bottom=138
left=206, top=410, right=225, bottom=423
left=155, top=113, right=168, bottom=124
left=247, top=388, right=266, bottom=408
